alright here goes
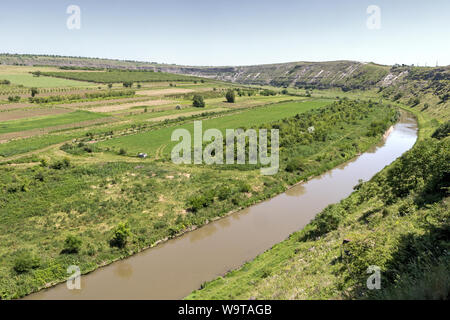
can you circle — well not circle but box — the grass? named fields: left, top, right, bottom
left=97, top=99, right=331, bottom=157
left=0, top=110, right=108, bottom=135
left=41, top=70, right=200, bottom=83
left=0, top=74, right=92, bottom=88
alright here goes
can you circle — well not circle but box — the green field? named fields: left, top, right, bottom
left=41, top=70, right=200, bottom=83
left=97, top=99, right=331, bottom=156
left=0, top=110, right=108, bottom=134
left=0, top=74, right=93, bottom=88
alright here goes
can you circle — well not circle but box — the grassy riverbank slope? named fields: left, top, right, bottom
left=187, top=112, right=449, bottom=300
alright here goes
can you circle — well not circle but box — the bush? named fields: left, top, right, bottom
left=63, top=235, right=82, bottom=254
left=225, top=89, right=235, bottom=103
left=8, top=96, right=20, bottom=102
left=192, top=95, right=205, bottom=108
left=260, top=89, right=277, bottom=96
left=285, top=158, right=305, bottom=173
left=110, top=222, right=131, bottom=248
left=13, top=250, right=41, bottom=273
left=238, top=182, right=251, bottom=193
left=50, top=158, right=71, bottom=170
left=431, top=121, right=450, bottom=140
left=217, top=186, right=232, bottom=200
left=187, top=191, right=215, bottom=212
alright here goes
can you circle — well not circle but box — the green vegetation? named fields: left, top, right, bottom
left=96, top=99, right=332, bottom=157
left=40, top=70, right=199, bottom=83
left=192, top=94, right=205, bottom=108
left=0, top=110, right=107, bottom=135
left=226, top=89, right=235, bottom=103
left=28, top=89, right=134, bottom=104
left=0, top=73, right=92, bottom=88
left=109, top=222, right=131, bottom=248
left=63, top=235, right=82, bottom=254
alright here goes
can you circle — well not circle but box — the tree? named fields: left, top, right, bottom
left=63, top=235, right=82, bottom=254
left=107, top=83, right=113, bottom=89
left=32, top=71, right=41, bottom=77
left=225, top=89, right=235, bottom=103
left=110, top=222, right=131, bottom=248
left=30, top=87, right=38, bottom=97
left=123, top=81, right=133, bottom=88
left=192, top=95, right=205, bottom=108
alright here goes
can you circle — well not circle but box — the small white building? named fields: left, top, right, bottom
left=307, top=126, right=315, bottom=133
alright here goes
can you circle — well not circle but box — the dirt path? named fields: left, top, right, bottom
left=0, top=142, right=68, bottom=163
left=89, top=99, right=175, bottom=113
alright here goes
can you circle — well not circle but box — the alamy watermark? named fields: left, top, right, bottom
left=366, top=265, right=381, bottom=290
left=66, top=5, right=81, bottom=30
left=171, top=121, right=279, bottom=175
left=67, top=265, right=81, bottom=290
left=366, top=5, right=381, bottom=30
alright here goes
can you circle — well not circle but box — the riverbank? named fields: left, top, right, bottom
left=187, top=111, right=449, bottom=300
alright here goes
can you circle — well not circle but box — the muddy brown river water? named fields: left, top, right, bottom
left=26, top=111, right=418, bottom=300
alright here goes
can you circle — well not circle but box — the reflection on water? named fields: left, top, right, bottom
left=113, top=263, right=133, bottom=279
left=26, top=111, right=417, bottom=300
left=285, top=184, right=306, bottom=197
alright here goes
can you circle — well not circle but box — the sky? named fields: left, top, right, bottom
left=0, top=0, right=449, bottom=66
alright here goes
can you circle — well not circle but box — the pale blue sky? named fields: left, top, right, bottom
left=0, top=0, right=449, bottom=66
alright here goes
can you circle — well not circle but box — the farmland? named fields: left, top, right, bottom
left=0, top=66, right=94, bottom=88
left=0, top=110, right=108, bottom=135
left=97, top=99, right=331, bottom=157
left=0, top=59, right=447, bottom=301
left=40, top=70, right=200, bottom=83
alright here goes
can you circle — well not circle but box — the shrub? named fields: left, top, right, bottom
left=431, top=121, right=449, bottom=140
left=260, top=89, right=277, bottom=96
left=192, top=95, right=205, bottom=108
left=238, top=182, right=251, bottom=193
left=225, top=89, right=235, bottom=103
left=13, top=250, right=41, bottom=273
left=285, top=158, right=305, bottom=173
left=217, top=186, right=232, bottom=200
left=63, top=235, right=82, bottom=254
left=187, top=191, right=215, bottom=212
left=8, top=96, right=20, bottom=102
left=110, top=222, right=131, bottom=248
left=50, top=158, right=71, bottom=170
